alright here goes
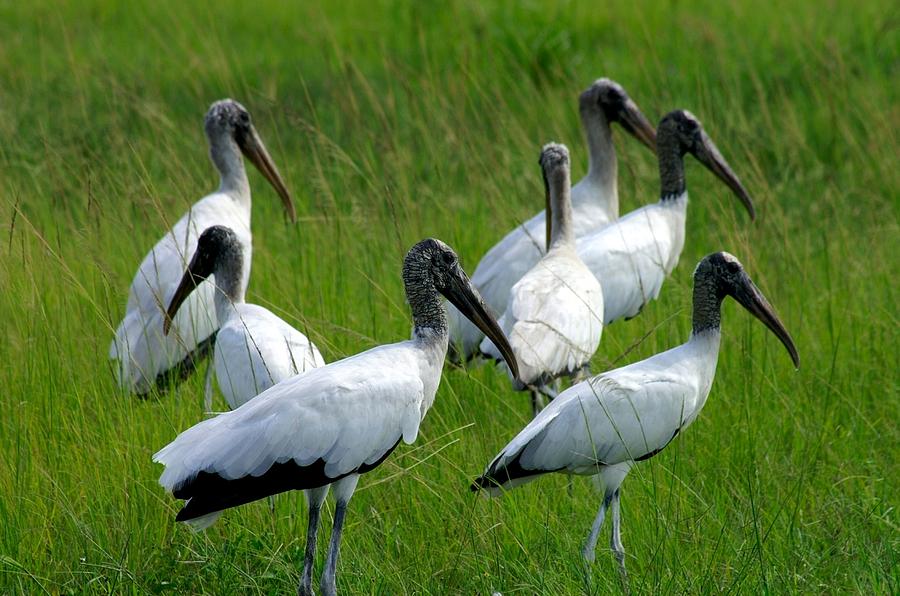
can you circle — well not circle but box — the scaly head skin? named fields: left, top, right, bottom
left=403, top=238, right=520, bottom=380
left=692, top=251, right=799, bottom=367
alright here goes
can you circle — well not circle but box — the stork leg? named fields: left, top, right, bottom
left=202, top=348, right=215, bottom=413
left=529, top=384, right=561, bottom=416
left=530, top=391, right=546, bottom=417
left=573, top=363, right=591, bottom=383
left=583, top=491, right=613, bottom=562
left=320, top=475, right=360, bottom=596
left=541, top=384, right=559, bottom=400
left=609, top=489, right=628, bottom=583
left=299, top=485, right=329, bottom=596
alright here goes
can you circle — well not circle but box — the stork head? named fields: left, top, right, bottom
left=403, top=239, right=520, bottom=381
left=539, top=143, right=571, bottom=251
left=694, top=252, right=799, bottom=367
left=657, top=109, right=755, bottom=219
left=164, top=225, right=243, bottom=335
left=205, top=99, right=296, bottom=222
left=579, top=78, right=657, bottom=152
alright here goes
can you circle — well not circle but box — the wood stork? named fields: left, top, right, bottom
left=163, top=225, right=324, bottom=411
left=577, top=109, right=755, bottom=325
left=154, top=238, right=519, bottom=596
left=109, top=99, right=296, bottom=395
left=480, top=143, right=604, bottom=415
left=448, top=79, right=656, bottom=360
left=472, top=251, right=799, bottom=578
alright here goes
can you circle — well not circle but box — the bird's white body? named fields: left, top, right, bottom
left=155, top=331, right=446, bottom=525
left=577, top=192, right=687, bottom=324
left=480, top=244, right=604, bottom=386
left=449, top=180, right=614, bottom=357
left=481, top=328, right=720, bottom=494
left=214, top=302, right=325, bottom=409
left=110, top=192, right=252, bottom=393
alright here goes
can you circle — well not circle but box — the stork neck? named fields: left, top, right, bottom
left=401, top=248, right=451, bottom=344
left=691, top=271, right=724, bottom=334
left=405, top=281, right=449, bottom=342
left=548, top=167, right=575, bottom=249
left=208, top=132, right=250, bottom=202
left=212, top=247, right=246, bottom=325
left=658, top=132, right=687, bottom=201
left=580, top=107, right=619, bottom=212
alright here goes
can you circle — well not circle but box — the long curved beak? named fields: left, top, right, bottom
left=733, top=275, right=799, bottom=368
left=238, top=125, right=297, bottom=222
left=441, top=269, right=520, bottom=381
left=617, top=99, right=657, bottom=153
left=164, top=252, right=212, bottom=335
left=693, top=131, right=756, bottom=220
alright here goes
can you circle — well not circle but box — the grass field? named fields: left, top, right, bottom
left=1, top=0, right=898, bottom=593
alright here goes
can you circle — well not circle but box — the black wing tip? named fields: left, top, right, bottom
left=167, top=440, right=404, bottom=522
left=174, top=504, right=195, bottom=523
left=470, top=474, right=500, bottom=492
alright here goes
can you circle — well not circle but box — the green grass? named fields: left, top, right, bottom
left=1, top=0, right=898, bottom=593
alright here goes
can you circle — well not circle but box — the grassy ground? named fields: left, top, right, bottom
left=1, top=0, right=897, bottom=593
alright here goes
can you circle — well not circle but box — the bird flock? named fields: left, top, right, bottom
left=108, top=79, right=800, bottom=595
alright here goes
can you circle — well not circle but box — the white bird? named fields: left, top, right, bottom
left=449, top=79, right=656, bottom=360
left=163, top=225, right=324, bottom=411
left=577, top=109, right=756, bottom=325
left=154, top=238, right=519, bottom=596
left=109, top=99, right=296, bottom=395
left=473, top=251, right=799, bottom=579
left=481, top=143, right=604, bottom=415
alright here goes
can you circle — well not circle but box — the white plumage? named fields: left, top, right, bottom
left=474, top=251, right=800, bottom=577
left=449, top=79, right=655, bottom=359
left=156, top=339, right=437, bottom=495
left=110, top=99, right=295, bottom=394
left=480, top=330, right=721, bottom=492
left=484, top=248, right=604, bottom=384
left=163, top=225, right=324, bottom=411
left=154, top=238, right=519, bottom=596
left=214, top=303, right=325, bottom=409
left=111, top=196, right=251, bottom=393
left=576, top=109, right=756, bottom=326
left=481, top=144, right=604, bottom=414
left=576, top=192, right=687, bottom=324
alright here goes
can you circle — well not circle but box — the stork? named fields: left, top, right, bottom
left=164, top=225, right=324, bottom=412
left=448, top=79, right=656, bottom=359
left=109, top=99, right=295, bottom=395
left=473, top=251, right=799, bottom=579
left=154, top=238, right=519, bottom=596
left=577, top=109, right=755, bottom=325
left=481, top=143, right=604, bottom=415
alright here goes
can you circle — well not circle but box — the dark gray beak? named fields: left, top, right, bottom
left=164, top=251, right=213, bottom=335
left=441, top=268, right=520, bottom=381
left=733, top=274, right=799, bottom=367
left=237, top=124, right=297, bottom=223
left=617, top=98, right=657, bottom=153
left=693, top=131, right=756, bottom=220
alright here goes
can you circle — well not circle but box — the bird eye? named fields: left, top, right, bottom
left=441, top=252, right=455, bottom=265
left=726, top=261, right=741, bottom=274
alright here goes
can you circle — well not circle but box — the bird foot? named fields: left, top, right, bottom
left=581, top=547, right=596, bottom=563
